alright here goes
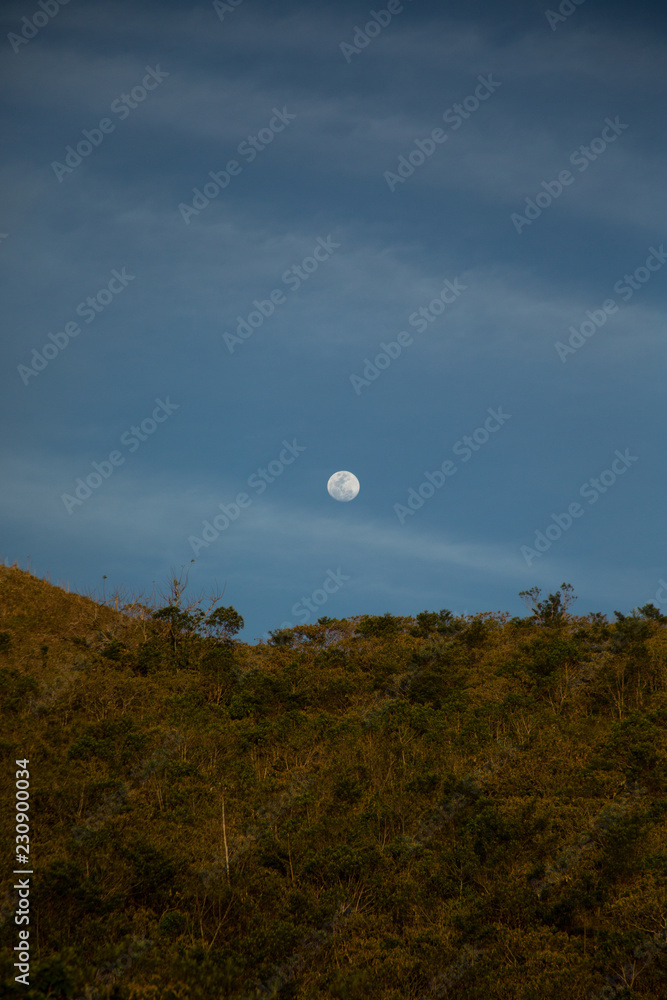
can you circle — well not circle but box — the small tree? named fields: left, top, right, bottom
left=634, top=603, right=667, bottom=623
left=146, top=568, right=243, bottom=670
left=203, top=606, right=244, bottom=645
left=267, top=628, right=294, bottom=647
left=151, top=604, right=201, bottom=654
left=519, top=583, right=577, bottom=626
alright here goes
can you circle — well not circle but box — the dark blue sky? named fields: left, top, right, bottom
left=1, top=0, right=666, bottom=641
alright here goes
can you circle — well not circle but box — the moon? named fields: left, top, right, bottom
left=327, top=471, right=360, bottom=502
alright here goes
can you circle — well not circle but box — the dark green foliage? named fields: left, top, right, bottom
left=356, top=612, right=404, bottom=637
left=636, top=602, right=667, bottom=622
left=611, top=609, right=654, bottom=650
left=0, top=666, right=39, bottom=711
left=67, top=717, right=136, bottom=765
left=228, top=689, right=265, bottom=719
left=134, top=639, right=163, bottom=675
left=117, top=839, right=184, bottom=910
left=332, top=766, right=369, bottom=803
left=302, top=844, right=382, bottom=884
left=463, top=800, right=513, bottom=861
left=641, top=852, right=667, bottom=873
left=204, top=605, right=244, bottom=643
left=268, top=628, right=295, bottom=647
left=519, top=582, right=577, bottom=625
left=407, top=663, right=467, bottom=709
left=148, top=598, right=244, bottom=669
left=30, top=957, right=73, bottom=999
left=411, top=609, right=456, bottom=637
left=506, top=615, right=534, bottom=633
left=461, top=616, right=490, bottom=649
left=605, top=710, right=664, bottom=778
left=2, top=565, right=667, bottom=999
left=101, top=638, right=128, bottom=661
left=520, top=635, right=582, bottom=677
left=35, top=859, right=106, bottom=919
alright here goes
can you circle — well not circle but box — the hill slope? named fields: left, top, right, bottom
left=1, top=566, right=666, bottom=999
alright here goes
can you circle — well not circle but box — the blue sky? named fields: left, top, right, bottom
left=1, top=0, right=666, bottom=642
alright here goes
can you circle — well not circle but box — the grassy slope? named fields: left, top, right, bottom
left=1, top=564, right=666, bottom=1000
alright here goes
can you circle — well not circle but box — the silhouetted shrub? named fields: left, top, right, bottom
left=357, top=613, right=403, bottom=637
left=519, top=583, right=577, bottom=626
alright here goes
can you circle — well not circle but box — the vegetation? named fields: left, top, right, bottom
left=1, top=566, right=666, bottom=999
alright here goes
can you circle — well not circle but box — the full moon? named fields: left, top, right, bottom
left=327, top=471, right=360, bottom=502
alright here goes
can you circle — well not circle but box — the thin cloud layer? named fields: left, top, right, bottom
left=1, top=0, right=665, bottom=638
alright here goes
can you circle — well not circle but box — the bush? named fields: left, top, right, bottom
left=357, top=613, right=403, bottom=637
left=67, top=717, right=136, bottom=764
left=134, top=640, right=164, bottom=675
left=411, top=609, right=457, bottom=638
left=0, top=667, right=39, bottom=712
left=117, top=840, right=184, bottom=910
left=101, top=638, right=129, bottom=661
left=268, top=628, right=295, bottom=647
left=159, top=911, right=189, bottom=938
left=521, top=636, right=581, bottom=678
left=606, top=711, right=663, bottom=777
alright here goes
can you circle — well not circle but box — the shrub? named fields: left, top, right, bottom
left=268, top=628, right=295, bottom=647
left=0, top=667, right=39, bottom=712
left=101, top=638, right=128, bottom=661
left=411, top=609, right=457, bottom=638
left=519, top=583, right=577, bottom=626
left=357, top=613, right=403, bottom=637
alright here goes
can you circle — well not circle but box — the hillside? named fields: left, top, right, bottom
left=1, top=565, right=666, bottom=1000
